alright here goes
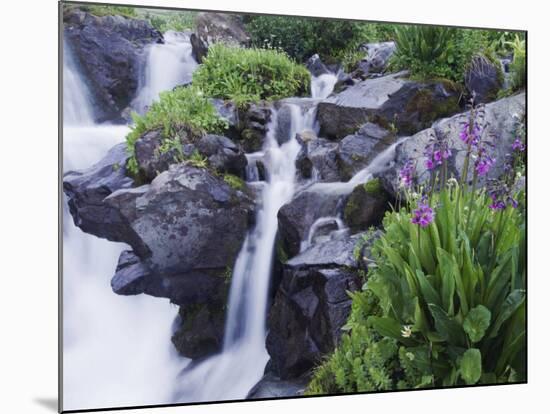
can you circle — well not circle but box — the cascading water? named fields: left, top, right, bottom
left=132, top=31, right=198, bottom=114
left=62, top=34, right=195, bottom=411
left=173, top=77, right=334, bottom=402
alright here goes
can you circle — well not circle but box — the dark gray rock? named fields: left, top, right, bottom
left=343, top=181, right=391, bottom=232
left=105, top=163, right=254, bottom=277
left=278, top=190, right=344, bottom=258
left=111, top=250, right=156, bottom=295
left=266, top=233, right=366, bottom=379
left=190, top=12, right=250, bottom=63
left=317, top=71, right=462, bottom=139
left=296, top=138, right=340, bottom=182
left=171, top=301, right=226, bottom=359
left=63, top=143, right=138, bottom=244
left=306, top=54, right=331, bottom=77
left=196, top=134, right=247, bottom=177
left=465, top=54, right=504, bottom=104
left=353, top=41, right=396, bottom=78
left=63, top=9, right=163, bottom=121
left=337, top=122, right=394, bottom=180
left=382, top=92, right=526, bottom=196
left=247, top=373, right=309, bottom=399
left=239, top=102, right=272, bottom=152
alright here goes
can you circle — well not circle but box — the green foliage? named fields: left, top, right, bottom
left=223, top=174, right=245, bottom=191
left=142, top=9, right=197, bottom=32
left=506, top=35, right=526, bottom=90
left=80, top=4, right=138, bottom=18
left=246, top=16, right=394, bottom=64
left=192, top=44, right=310, bottom=106
left=309, top=186, right=525, bottom=394
left=187, top=150, right=209, bottom=168
left=364, top=178, right=382, bottom=195
left=392, top=26, right=493, bottom=82
left=125, top=87, right=227, bottom=176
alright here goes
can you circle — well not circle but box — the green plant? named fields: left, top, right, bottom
left=187, top=150, right=209, bottom=169
left=506, top=35, right=526, bottom=90
left=392, top=26, right=491, bottom=82
left=142, top=9, right=197, bottom=32
left=192, top=44, right=310, bottom=106
left=125, top=87, right=227, bottom=176
left=223, top=174, right=246, bottom=191
left=79, top=4, right=138, bottom=18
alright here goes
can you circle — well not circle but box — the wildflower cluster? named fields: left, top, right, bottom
left=398, top=159, right=416, bottom=188
left=411, top=199, right=435, bottom=227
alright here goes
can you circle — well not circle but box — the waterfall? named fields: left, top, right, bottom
left=311, top=73, right=338, bottom=100
left=63, top=40, right=94, bottom=125
left=62, top=39, right=187, bottom=411
left=132, top=31, right=198, bottom=114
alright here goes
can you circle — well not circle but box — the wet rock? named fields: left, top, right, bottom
left=190, top=12, right=250, bottom=63
left=343, top=180, right=391, bottom=232
left=266, top=233, right=366, bottom=379
left=381, top=92, right=526, bottom=196
left=171, top=301, right=226, bottom=359
left=196, top=134, right=247, bottom=177
left=63, top=143, right=137, bottom=244
left=278, top=190, right=344, bottom=258
left=465, top=54, right=504, bottom=104
left=306, top=54, right=331, bottom=77
left=239, top=102, right=272, bottom=152
left=247, top=373, right=309, bottom=399
left=63, top=9, right=163, bottom=121
left=337, top=122, right=394, bottom=180
left=296, top=138, right=340, bottom=182
left=111, top=250, right=155, bottom=295
left=317, top=71, right=462, bottom=139
left=352, top=41, right=396, bottom=79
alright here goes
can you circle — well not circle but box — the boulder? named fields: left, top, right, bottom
left=295, top=138, right=340, bottom=182
left=337, top=122, right=394, bottom=180
left=63, top=9, right=163, bottom=121
left=63, top=143, right=138, bottom=244
left=277, top=190, right=344, bottom=258
left=190, top=12, right=250, bottom=63
left=465, top=54, right=504, bottom=104
left=239, top=102, right=272, bottom=152
left=171, top=301, right=226, bottom=359
left=317, top=71, right=462, bottom=139
left=381, top=92, right=526, bottom=196
left=247, top=373, right=309, bottom=399
left=306, top=54, right=331, bottom=77
left=104, top=163, right=254, bottom=277
left=343, top=180, right=391, bottom=232
left=196, top=134, right=247, bottom=177
left=266, top=233, right=366, bottom=379
left=352, top=41, right=396, bottom=79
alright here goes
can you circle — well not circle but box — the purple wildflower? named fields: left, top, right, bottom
left=474, top=154, right=495, bottom=176
left=459, top=121, right=482, bottom=147
left=489, top=200, right=506, bottom=210
left=399, top=160, right=415, bottom=188
left=425, top=158, right=435, bottom=171
left=512, top=138, right=525, bottom=152
left=411, top=201, right=435, bottom=227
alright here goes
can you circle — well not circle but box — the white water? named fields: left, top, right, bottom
left=311, top=73, right=338, bottom=100
left=300, top=216, right=346, bottom=252
left=62, top=35, right=192, bottom=411
left=132, top=31, right=198, bottom=114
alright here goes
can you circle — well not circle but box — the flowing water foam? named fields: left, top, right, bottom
left=62, top=33, right=198, bottom=411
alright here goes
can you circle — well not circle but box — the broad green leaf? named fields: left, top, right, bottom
left=436, top=248, right=458, bottom=315
left=416, top=270, right=441, bottom=308
left=428, top=303, right=466, bottom=346
left=489, top=289, right=525, bottom=339
left=460, top=348, right=482, bottom=385
left=368, top=316, right=415, bottom=346
left=463, top=305, right=491, bottom=343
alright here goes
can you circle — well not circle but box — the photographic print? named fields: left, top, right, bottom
left=61, top=1, right=527, bottom=412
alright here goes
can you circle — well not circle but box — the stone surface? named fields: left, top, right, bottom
left=266, top=233, right=366, bottom=379
left=247, top=373, right=309, bottom=399
left=465, top=55, right=504, bottom=104
left=381, top=92, right=526, bottom=196
left=343, top=182, right=391, bottom=232
left=64, top=9, right=163, bottom=121
left=317, top=71, right=462, bottom=139
left=196, top=134, right=247, bottom=177
left=190, top=12, right=250, bottom=63
left=352, top=41, right=396, bottom=78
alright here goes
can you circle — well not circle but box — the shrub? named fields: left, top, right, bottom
left=142, top=10, right=197, bottom=32
left=80, top=5, right=138, bottom=19
left=506, top=34, right=526, bottom=90
left=246, top=16, right=392, bottom=63
left=392, top=26, right=492, bottom=82
left=126, top=87, right=227, bottom=176
left=192, top=44, right=311, bottom=106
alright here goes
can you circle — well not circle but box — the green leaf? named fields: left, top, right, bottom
left=416, top=269, right=441, bottom=307
left=368, top=316, right=415, bottom=346
left=463, top=305, right=491, bottom=343
left=428, top=304, right=466, bottom=346
left=460, top=348, right=482, bottom=385
left=489, top=289, right=525, bottom=339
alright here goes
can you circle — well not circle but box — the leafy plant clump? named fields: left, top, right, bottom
left=246, top=16, right=395, bottom=64
left=79, top=5, right=138, bottom=19
left=126, top=87, right=227, bottom=176
left=391, top=26, right=494, bottom=82
left=192, top=44, right=311, bottom=106
left=142, top=9, right=197, bottom=33
left=308, top=101, right=526, bottom=394
left=506, top=34, right=526, bottom=91
left=223, top=174, right=246, bottom=191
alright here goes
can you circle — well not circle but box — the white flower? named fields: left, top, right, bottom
left=401, top=325, right=412, bottom=338
left=405, top=352, right=415, bottom=361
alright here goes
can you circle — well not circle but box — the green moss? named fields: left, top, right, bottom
left=405, top=88, right=460, bottom=127
left=276, top=239, right=289, bottom=264
left=364, top=178, right=382, bottom=195
left=223, top=174, right=246, bottom=191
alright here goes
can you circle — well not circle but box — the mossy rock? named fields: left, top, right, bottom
left=343, top=180, right=390, bottom=232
